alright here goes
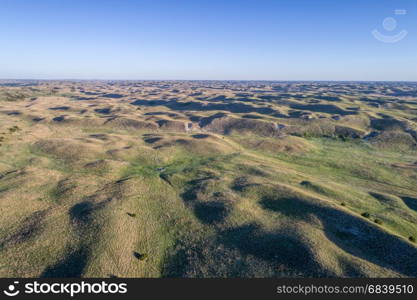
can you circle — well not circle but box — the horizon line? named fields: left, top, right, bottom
left=1, top=78, right=417, bottom=83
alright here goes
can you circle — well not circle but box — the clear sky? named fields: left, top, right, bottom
left=1, top=0, right=416, bottom=81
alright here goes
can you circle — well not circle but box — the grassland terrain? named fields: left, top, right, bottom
left=0, top=80, right=417, bottom=278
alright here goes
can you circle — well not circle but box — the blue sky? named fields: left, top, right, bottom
left=0, top=0, right=416, bottom=80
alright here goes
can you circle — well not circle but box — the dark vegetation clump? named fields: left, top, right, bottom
left=8, top=125, right=20, bottom=133
left=133, top=251, right=147, bottom=261
left=409, top=236, right=416, bottom=243
left=361, top=212, right=370, bottom=218
left=374, top=219, right=383, bottom=225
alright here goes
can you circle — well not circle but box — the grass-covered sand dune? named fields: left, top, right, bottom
left=0, top=80, right=416, bottom=277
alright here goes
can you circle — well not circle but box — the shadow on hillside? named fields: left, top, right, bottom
left=41, top=248, right=89, bottom=278
left=131, top=99, right=279, bottom=116
left=102, top=93, right=124, bottom=98
left=401, top=196, right=417, bottom=212
left=193, top=202, right=230, bottom=224
left=180, top=177, right=231, bottom=225
left=218, top=224, right=320, bottom=274
left=162, top=222, right=327, bottom=277
left=260, top=194, right=417, bottom=276
left=0, top=210, right=48, bottom=249
left=69, top=201, right=94, bottom=224
left=49, top=106, right=70, bottom=111
left=289, top=103, right=356, bottom=115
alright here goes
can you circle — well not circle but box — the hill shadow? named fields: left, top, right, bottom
left=193, top=202, right=230, bottom=224
left=401, top=196, right=417, bottom=212
left=259, top=193, right=417, bottom=276
left=218, top=223, right=320, bottom=275
left=41, top=247, right=89, bottom=278
left=69, top=201, right=94, bottom=224
left=131, top=99, right=279, bottom=116
left=289, top=103, right=356, bottom=115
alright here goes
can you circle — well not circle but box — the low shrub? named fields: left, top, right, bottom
left=8, top=126, right=20, bottom=133
left=133, top=252, right=147, bottom=261
left=374, top=219, right=383, bottom=225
